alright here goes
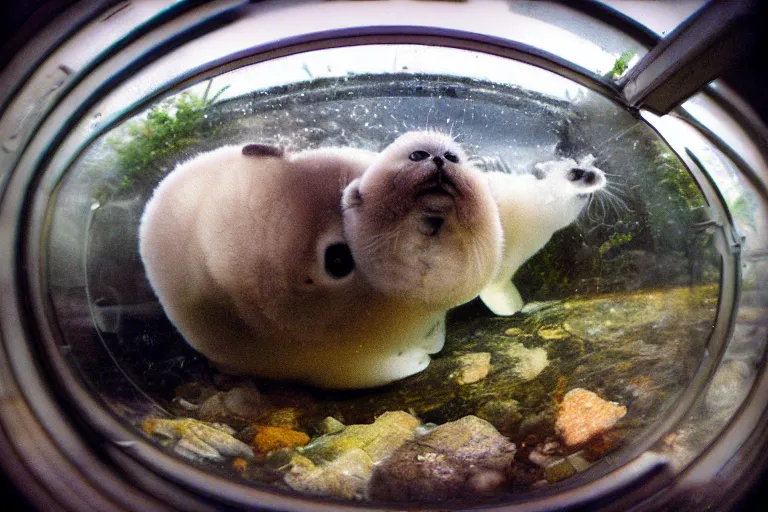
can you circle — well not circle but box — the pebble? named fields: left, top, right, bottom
left=197, top=386, right=264, bottom=423
left=555, top=388, right=626, bottom=447
left=453, top=352, right=492, bottom=385
left=543, top=458, right=576, bottom=482
left=506, top=343, right=550, bottom=381
left=252, top=426, right=310, bottom=456
left=537, top=325, right=570, bottom=340
left=223, top=386, right=264, bottom=419
left=262, top=407, right=303, bottom=430
left=142, top=417, right=255, bottom=462
left=317, top=416, right=345, bottom=435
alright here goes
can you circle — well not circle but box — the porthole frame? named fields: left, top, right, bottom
left=1, top=2, right=766, bottom=511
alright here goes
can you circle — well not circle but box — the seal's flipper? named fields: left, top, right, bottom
left=423, top=314, right=447, bottom=354
left=341, top=178, right=362, bottom=209
left=479, top=279, right=524, bottom=316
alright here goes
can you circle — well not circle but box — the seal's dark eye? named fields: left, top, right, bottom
left=324, top=243, right=355, bottom=278
left=443, top=151, right=459, bottom=163
left=409, top=150, right=430, bottom=162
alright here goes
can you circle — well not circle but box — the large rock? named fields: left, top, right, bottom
left=141, top=417, right=255, bottom=462
left=299, top=410, right=421, bottom=463
left=370, top=415, right=516, bottom=501
left=274, top=411, right=421, bottom=500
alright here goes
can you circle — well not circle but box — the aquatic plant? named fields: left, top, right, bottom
left=604, top=51, right=635, bottom=80
left=598, top=232, right=633, bottom=257
left=95, top=81, right=230, bottom=201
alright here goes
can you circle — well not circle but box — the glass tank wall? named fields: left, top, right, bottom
left=42, top=44, right=737, bottom=505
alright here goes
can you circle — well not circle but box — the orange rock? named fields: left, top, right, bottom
left=232, top=457, right=248, bottom=473
left=555, top=388, right=626, bottom=447
left=252, top=426, right=310, bottom=456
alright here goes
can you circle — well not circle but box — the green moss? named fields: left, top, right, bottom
left=598, top=233, right=633, bottom=257
left=604, top=51, right=635, bottom=80
left=652, top=140, right=704, bottom=212
left=95, top=81, right=230, bottom=201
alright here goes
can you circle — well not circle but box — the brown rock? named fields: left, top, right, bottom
left=223, top=386, right=263, bottom=419
left=262, top=407, right=302, bottom=430
left=252, top=426, right=310, bottom=456
left=370, top=416, right=516, bottom=501
left=555, top=388, right=626, bottom=447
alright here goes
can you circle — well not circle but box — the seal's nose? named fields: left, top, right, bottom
left=433, top=155, right=444, bottom=169
left=567, top=167, right=597, bottom=184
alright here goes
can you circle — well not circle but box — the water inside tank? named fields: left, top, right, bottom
left=45, top=45, right=723, bottom=504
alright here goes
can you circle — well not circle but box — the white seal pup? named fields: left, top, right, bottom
left=139, top=133, right=502, bottom=389
left=342, top=130, right=504, bottom=377
left=140, top=143, right=378, bottom=389
left=479, top=154, right=607, bottom=316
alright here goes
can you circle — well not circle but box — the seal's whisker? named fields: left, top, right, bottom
left=606, top=182, right=628, bottom=193
left=360, top=228, right=401, bottom=254
left=600, top=188, right=632, bottom=213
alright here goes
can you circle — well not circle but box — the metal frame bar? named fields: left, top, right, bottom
left=0, top=1, right=767, bottom=511
left=619, top=0, right=758, bottom=115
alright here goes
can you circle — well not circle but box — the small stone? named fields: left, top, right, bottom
left=518, top=411, right=555, bottom=439
left=170, top=397, right=199, bottom=412
left=506, top=343, right=550, bottom=381
left=232, top=457, right=248, bottom=473
left=197, top=392, right=228, bottom=423
left=555, top=388, right=627, bottom=447
left=252, top=426, right=310, bottom=456
left=453, top=352, right=492, bottom=385
left=528, top=449, right=557, bottom=468
left=537, top=325, right=570, bottom=340
left=223, top=386, right=263, bottom=420
left=197, top=390, right=263, bottom=425
left=317, top=417, right=345, bottom=435
left=467, top=469, right=507, bottom=496
left=504, top=327, right=525, bottom=336
left=544, top=458, right=576, bottom=482
left=565, top=451, right=592, bottom=472
left=142, top=417, right=255, bottom=462
left=263, top=408, right=303, bottom=430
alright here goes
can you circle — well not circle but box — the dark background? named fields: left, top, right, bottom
left=0, top=1, right=766, bottom=511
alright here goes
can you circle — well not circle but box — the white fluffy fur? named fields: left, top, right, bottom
left=343, top=131, right=503, bottom=310
left=480, top=155, right=606, bottom=316
left=139, top=134, right=502, bottom=389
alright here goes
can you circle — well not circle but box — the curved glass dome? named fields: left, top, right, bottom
left=1, top=1, right=766, bottom=511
